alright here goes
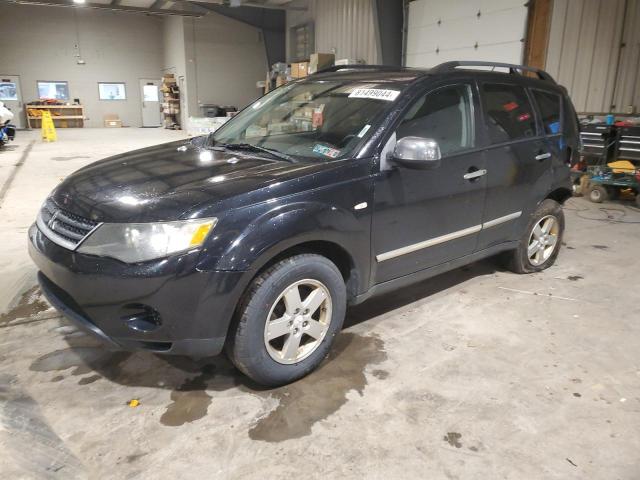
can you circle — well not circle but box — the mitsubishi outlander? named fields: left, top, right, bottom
left=29, top=62, right=578, bottom=386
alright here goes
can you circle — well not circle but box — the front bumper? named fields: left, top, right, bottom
left=29, top=224, right=249, bottom=357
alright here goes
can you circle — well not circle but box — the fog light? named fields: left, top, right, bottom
left=120, top=304, right=161, bottom=333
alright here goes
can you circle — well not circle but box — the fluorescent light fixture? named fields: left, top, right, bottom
left=73, top=0, right=86, bottom=4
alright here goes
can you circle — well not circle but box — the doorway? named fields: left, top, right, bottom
left=0, top=75, right=24, bottom=129
left=139, top=78, right=161, bottom=127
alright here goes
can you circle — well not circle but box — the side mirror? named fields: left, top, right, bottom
left=391, top=136, right=441, bottom=169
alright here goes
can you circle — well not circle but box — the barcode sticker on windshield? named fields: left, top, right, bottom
left=349, top=88, right=400, bottom=102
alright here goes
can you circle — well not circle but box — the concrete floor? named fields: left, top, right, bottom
left=1, top=129, right=639, bottom=479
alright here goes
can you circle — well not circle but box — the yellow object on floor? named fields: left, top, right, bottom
left=608, top=160, right=635, bottom=173
left=41, top=110, right=57, bottom=142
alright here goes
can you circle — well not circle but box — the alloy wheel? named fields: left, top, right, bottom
left=527, top=215, right=559, bottom=266
left=263, top=279, right=332, bottom=364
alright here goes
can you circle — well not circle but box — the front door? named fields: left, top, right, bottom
left=476, top=82, right=552, bottom=251
left=0, top=75, right=24, bottom=129
left=140, top=79, right=161, bottom=127
left=372, top=83, right=487, bottom=283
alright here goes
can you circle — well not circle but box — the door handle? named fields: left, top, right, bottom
left=535, top=152, right=551, bottom=161
left=463, top=169, right=487, bottom=180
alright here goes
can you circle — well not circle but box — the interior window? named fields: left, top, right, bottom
left=397, top=84, right=474, bottom=157
left=532, top=90, right=562, bottom=135
left=482, top=83, right=537, bottom=143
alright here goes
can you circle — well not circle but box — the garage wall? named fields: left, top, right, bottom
left=286, top=0, right=380, bottom=64
left=0, top=3, right=163, bottom=128
left=613, top=0, right=640, bottom=114
left=546, top=0, right=640, bottom=114
left=405, top=0, right=528, bottom=68
left=163, top=16, right=187, bottom=78
left=183, top=13, right=267, bottom=115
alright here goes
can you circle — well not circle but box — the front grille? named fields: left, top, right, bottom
left=36, top=199, right=100, bottom=250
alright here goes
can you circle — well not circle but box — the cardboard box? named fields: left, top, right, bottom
left=335, top=58, right=363, bottom=66
left=291, top=62, right=309, bottom=78
left=309, top=53, right=335, bottom=74
left=103, top=114, right=122, bottom=128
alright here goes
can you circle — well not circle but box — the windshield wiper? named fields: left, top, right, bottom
left=214, top=143, right=296, bottom=163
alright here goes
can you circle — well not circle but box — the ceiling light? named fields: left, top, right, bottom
left=73, top=0, right=86, bottom=4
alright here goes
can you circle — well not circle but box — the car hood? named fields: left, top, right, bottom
left=49, top=140, right=332, bottom=223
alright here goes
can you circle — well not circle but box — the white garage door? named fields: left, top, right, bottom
left=406, top=0, right=529, bottom=68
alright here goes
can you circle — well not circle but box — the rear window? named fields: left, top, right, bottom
left=531, top=90, right=562, bottom=135
left=482, top=83, right=537, bottom=143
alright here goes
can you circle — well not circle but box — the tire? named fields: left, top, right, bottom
left=587, top=184, right=608, bottom=203
left=506, top=199, right=565, bottom=274
left=226, top=254, right=346, bottom=387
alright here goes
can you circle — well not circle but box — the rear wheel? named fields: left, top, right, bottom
left=226, top=254, right=346, bottom=387
left=587, top=184, right=608, bottom=203
left=506, top=199, right=564, bottom=274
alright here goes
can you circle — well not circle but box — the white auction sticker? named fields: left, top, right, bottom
left=348, top=88, right=400, bottom=102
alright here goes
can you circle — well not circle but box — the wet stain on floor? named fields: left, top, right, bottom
left=248, top=332, right=386, bottom=442
left=567, top=275, right=584, bottom=281
left=30, top=347, right=130, bottom=377
left=78, top=374, right=102, bottom=385
left=0, top=286, right=49, bottom=326
left=443, top=432, right=463, bottom=448
left=160, top=365, right=217, bottom=427
left=592, top=245, right=609, bottom=250
left=372, top=369, right=389, bottom=380
left=125, top=452, right=148, bottom=464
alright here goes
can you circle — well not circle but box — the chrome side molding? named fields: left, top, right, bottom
left=376, top=211, right=522, bottom=262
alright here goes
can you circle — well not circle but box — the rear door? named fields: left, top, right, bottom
left=530, top=88, right=568, bottom=167
left=476, top=82, right=552, bottom=251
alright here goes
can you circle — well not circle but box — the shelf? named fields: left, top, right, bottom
left=26, top=105, right=84, bottom=109
left=28, top=115, right=84, bottom=120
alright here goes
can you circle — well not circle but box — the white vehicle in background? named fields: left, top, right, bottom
left=0, top=101, right=16, bottom=147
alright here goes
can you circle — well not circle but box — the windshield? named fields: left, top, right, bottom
left=211, top=80, right=404, bottom=161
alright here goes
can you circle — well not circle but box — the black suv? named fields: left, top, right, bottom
left=29, top=62, right=577, bottom=386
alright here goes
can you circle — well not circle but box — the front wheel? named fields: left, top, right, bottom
left=506, top=199, right=564, bottom=274
left=588, top=184, right=608, bottom=203
left=226, top=254, right=346, bottom=386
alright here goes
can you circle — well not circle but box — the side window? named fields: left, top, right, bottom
left=397, top=84, right=474, bottom=157
left=531, top=90, right=562, bottom=135
left=482, top=83, right=537, bottom=143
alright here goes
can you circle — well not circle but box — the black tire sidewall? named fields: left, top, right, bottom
left=515, top=199, right=565, bottom=273
left=231, top=255, right=346, bottom=386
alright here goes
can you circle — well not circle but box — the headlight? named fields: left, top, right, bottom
left=77, top=218, right=217, bottom=263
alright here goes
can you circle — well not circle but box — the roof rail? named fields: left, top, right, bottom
left=431, top=61, right=556, bottom=83
left=313, top=64, right=407, bottom=75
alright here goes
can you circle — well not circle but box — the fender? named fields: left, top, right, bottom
left=198, top=199, right=373, bottom=295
